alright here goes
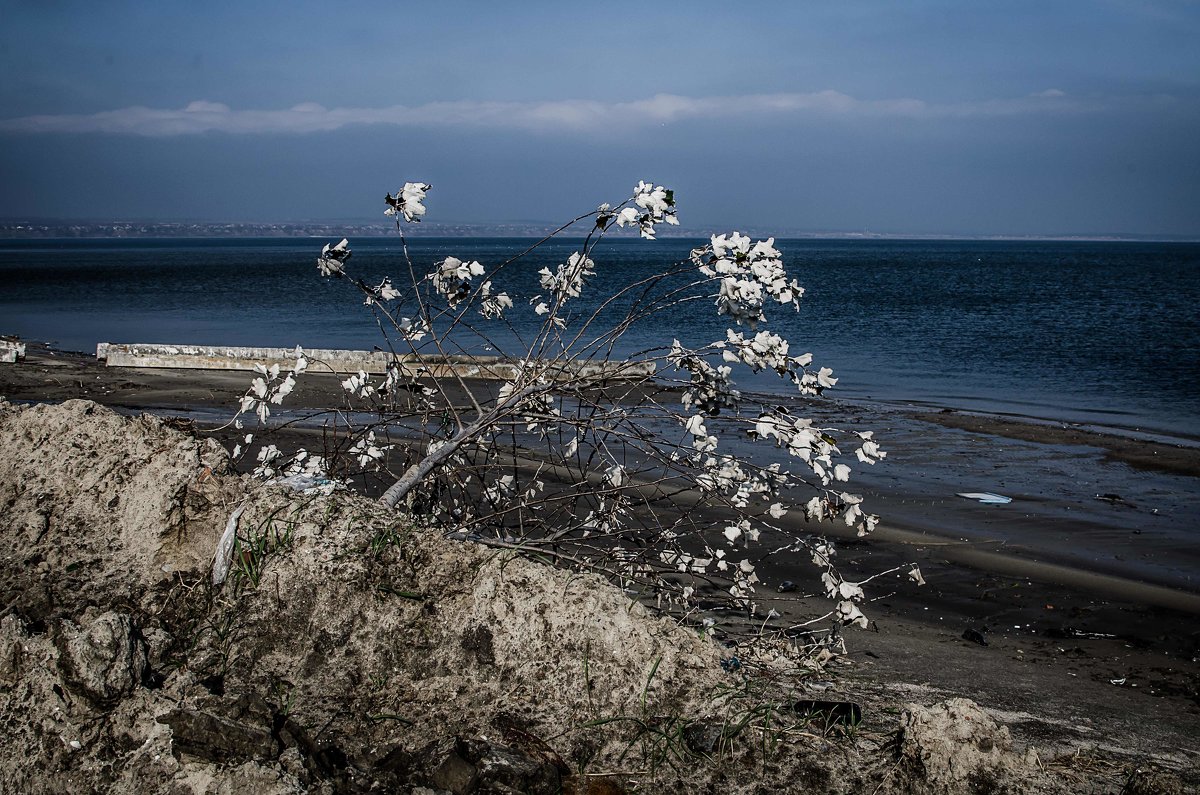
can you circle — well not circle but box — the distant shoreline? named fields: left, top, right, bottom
left=1, top=223, right=1197, bottom=243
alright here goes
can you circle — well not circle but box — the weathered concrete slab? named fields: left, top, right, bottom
left=0, top=339, right=26, bottom=364
left=95, top=342, right=654, bottom=382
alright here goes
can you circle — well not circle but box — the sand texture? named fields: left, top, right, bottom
left=0, top=398, right=1196, bottom=792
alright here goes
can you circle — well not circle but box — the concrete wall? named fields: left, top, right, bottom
left=0, top=340, right=26, bottom=364
left=95, top=342, right=654, bottom=382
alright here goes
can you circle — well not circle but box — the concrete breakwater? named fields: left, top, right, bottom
left=0, top=339, right=26, bottom=364
left=96, top=342, right=655, bottom=382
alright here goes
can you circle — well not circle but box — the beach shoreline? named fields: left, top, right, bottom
left=2, top=340, right=1198, bottom=765
left=908, top=406, right=1200, bottom=476
left=4, top=341, right=1197, bottom=585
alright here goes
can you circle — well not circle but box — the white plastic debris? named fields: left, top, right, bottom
left=272, top=474, right=336, bottom=496
left=956, top=492, right=1012, bottom=505
left=212, top=503, right=247, bottom=586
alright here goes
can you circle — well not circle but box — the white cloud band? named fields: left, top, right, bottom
left=0, top=90, right=1094, bottom=137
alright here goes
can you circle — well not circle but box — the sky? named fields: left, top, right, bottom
left=1, top=1, right=1198, bottom=236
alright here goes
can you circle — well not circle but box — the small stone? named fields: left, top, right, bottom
left=55, top=611, right=147, bottom=708
left=159, top=693, right=281, bottom=763
left=427, top=736, right=562, bottom=795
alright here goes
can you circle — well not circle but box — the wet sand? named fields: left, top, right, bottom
left=2, top=341, right=1198, bottom=762
left=914, top=408, right=1200, bottom=478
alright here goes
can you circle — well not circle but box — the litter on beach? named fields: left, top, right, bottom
left=212, top=502, right=246, bottom=587
left=956, top=492, right=1013, bottom=504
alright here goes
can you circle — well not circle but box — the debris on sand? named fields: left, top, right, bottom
left=956, top=492, right=1012, bottom=505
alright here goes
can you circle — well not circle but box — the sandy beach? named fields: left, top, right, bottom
left=2, top=340, right=1198, bottom=780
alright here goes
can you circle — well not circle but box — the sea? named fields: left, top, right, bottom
left=2, top=236, right=1198, bottom=440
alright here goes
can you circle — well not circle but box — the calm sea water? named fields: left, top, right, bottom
left=2, top=237, right=1198, bottom=438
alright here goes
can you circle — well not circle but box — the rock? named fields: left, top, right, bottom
left=159, top=693, right=280, bottom=764
left=55, top=611, right=147, bottom=707
left=0, top=615, right=27, bottom=687
left=682, top=720, right=725, bottom=755
left=961, top=627, right=989, bottom=647
left=428, top=736, right=563, bottom=795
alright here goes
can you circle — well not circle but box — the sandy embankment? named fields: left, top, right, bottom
left=1, top=344, right=1198, bottom=791
left=6, top=397, right=1178, bottom=792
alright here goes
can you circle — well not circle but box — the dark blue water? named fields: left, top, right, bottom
left=2, top=237, right=1198, bottom=437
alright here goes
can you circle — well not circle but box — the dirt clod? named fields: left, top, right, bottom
left=895, top=697, right=1031, bottom=794
left=55, top=611, right=148, bottom=708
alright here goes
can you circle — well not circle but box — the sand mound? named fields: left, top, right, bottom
left=0, top=399, right=1147, bottom=793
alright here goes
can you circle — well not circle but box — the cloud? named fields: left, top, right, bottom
left=0, top=89, right=1111, bottom=137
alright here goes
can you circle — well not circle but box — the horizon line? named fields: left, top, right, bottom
left=1, top=220, right=1195, bottom=244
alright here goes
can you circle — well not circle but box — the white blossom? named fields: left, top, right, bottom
left=537, top=252, right=595, bottom=304
left=691, top=233, right=803, bottom=328
left=384, top=182, right=430, bottom=222
left=253, top=444, right=282, bottom=478
left=856, top=433, right=887, bottom=464
left=483, top=474, right=516, bottom=505
left=669, top=340, right=740, bottom=415
left=682, top=413, right=718, bottom=452
left=497, top=376, right=560, bottom=434
left=237, top=351, right=306, bottom=424
left=837, top=600, right=869, bottom=628
left=752, top=411, right=848, bottom=484
left=431, top=257, right=485, bottom=308
left=615, top=207, right=640, bottom=228
left=349, top=431, right=388, bottom=468
left=810, top=540, right=835, bottom=566
left=317, top=238, right=351, bottom=277
left=398, top=316, right=429, bottom=342
left=479, top=281, right=514, bottom=319
left=615, top=181, right=678, bottom=239
left=270, top=374, right=296, bottom=405
left=341, top=370, right=376, bottom=398
left=840, top=492, right=864, bottom=526
left=822, top=572, right=865, bottom=602
left=365, top=278, right=401, bottom=305
left=604, top=463, right=626, bottom=489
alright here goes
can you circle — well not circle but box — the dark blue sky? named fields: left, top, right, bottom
left=1, top=1, right=1197, bottom=236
